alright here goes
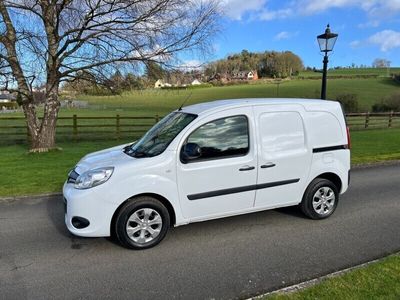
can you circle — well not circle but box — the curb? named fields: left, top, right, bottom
left=250, top=252, right=400, bottom=299
left=351, top=159, right=400, bottom=170
left=0, top=192, right=62, bottom=203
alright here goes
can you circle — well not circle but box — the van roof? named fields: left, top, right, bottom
left=180, top=98, right=340, bottom=115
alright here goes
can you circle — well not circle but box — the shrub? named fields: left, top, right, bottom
left=336, top=94, right=359, bottom=113
left=385, top=93, right=400, bottom=111
left=372, top=102, right=392, bottom=112
left=372, top=92, right=400, bottom=112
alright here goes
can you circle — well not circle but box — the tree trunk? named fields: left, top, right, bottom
left=25, top=89, right=60, bottom=153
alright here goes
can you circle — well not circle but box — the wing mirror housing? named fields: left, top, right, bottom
left=181, top=143, right=202, bottom=163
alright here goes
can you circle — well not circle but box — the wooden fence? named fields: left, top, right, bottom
left=346, top=112, right=400, bottom=129
left=0, top=112, right=399, bottom=145
left=0, top=115, right=160, bottom=145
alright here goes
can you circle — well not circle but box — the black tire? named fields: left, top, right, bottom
left=114, top=196, right=170, bottom=249
left=300, top=178, right=339, bottom=220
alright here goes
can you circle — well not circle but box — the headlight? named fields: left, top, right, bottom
left=74, top=167, right=114, bottom=190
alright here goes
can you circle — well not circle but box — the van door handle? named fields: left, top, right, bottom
left=239, top=165, right=255, bottom=171
left=260, top=163, right=276, bottom=169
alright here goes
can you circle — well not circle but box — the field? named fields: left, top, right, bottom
left=76, top=77, right=398, bottom=113
left=266, top=254, right=400, bottom=300
left=299, top=67, right=400, bottom=78
left=2, top=74, right=399, bottom=120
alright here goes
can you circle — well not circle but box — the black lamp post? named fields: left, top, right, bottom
left=317, top=24, right=338, bottom=100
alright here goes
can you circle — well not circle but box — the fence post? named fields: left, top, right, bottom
left=73, top=114, right=78, bottom=140
left=365, top=112, right=370, bottom=129
left=116, top=114, right=120, bottom=139
left=389, top=111, right=393, bottom=128
left=155, top=114, right=159, bottom=124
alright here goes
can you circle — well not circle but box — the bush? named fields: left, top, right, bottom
left=385, top=93, right=400, bottom=111
left=336, top=94, right=359, bottom=113
left=372, top=103, right=392, bottom=112
left=372, top=92, right=400, bottom=112
left=0, top=102, right=19, bottom=110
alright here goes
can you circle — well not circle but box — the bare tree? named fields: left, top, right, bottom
left=0, top=0, right=219, bottom=152
left=372, top=58, right=391, bottom=68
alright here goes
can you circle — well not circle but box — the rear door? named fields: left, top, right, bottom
left=253, top=105, right=312, bottom=208
left=177, top=107, right=257, bottom=220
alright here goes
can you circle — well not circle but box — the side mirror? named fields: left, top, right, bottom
left=181, top=143, right=202, bottom=163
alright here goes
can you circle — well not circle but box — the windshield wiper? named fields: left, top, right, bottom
left=133, top=151, right=149, bottom=158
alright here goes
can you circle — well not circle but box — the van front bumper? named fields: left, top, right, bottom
left=63, top=182, right=118, bottom=237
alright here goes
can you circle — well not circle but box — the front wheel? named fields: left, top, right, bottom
left=114, top=196, right=170, bottom=249
left=300, top=178, right=339, bottom=220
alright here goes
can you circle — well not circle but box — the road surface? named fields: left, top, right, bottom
left=1, top=163, right=399, bottom=299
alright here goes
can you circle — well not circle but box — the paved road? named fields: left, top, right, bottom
left=1, top=164, right=400, bottom=300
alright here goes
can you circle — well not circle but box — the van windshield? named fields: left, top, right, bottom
left=124, top=112, right=197, bottom=158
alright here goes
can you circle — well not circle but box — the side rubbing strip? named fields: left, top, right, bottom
left=313, top=145, right=348, bottom=153
left=187, top=179, right=300, bottom=201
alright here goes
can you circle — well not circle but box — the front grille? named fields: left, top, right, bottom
left=67, top=169, right=79, bottom=184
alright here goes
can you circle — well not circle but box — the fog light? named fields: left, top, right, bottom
left=71, top=217, right=90, bottom=229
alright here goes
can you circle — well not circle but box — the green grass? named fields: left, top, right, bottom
left=0, top=128, right=399, bottom=197
left=75, top=77, right=398, bottom=112
left=0, top=140, right=129, bottom=197
left=350, top=128, right=400, bottom=164
left=299, top=67, right=400, bottom=78
left=2, top=77, right=399, bottom=119
left=266, top=254, right=400, bottom=300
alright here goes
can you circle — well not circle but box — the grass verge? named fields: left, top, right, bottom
left=1, top=128, right=399, bottom=197
left=265, top=253, right=400, bottom=300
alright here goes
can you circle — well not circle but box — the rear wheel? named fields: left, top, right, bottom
left=114, top=196, right=170, bottom=249
left=300, top=178, right=339, bottom=219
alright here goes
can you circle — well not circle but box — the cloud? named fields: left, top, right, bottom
left=358, top=20, right=380, bottom=28
left=220, top=0, right=267, bottom=20
left=350, top=30, right=400, bottom=51
left=350, top=40, right=361, bottom=48
left=274, top=31, right=299, bottom=40
left=367, top=30, right=400, bottom=51
left=218, top=0, right=400, bottom=23
left=297, top=0, right=400, bottom=18
left=258, top=8, right=293, bottom=21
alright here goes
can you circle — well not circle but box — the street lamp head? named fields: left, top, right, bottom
left=317, top=24, right=338, bottom=53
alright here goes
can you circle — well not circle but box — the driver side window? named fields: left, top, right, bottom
left=183, top=115, right=249, bottom=162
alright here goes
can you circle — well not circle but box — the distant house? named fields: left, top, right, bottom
left=191, top=79, right=202, bottom=85
left=231, top=70, right=258, bottom=81
left=154, top=79, right=165, bottom=88
left=0, top=92, right=16, bottom=102
left=208, top=73, right=230, bottom=83
left=154, top=79, right=172, bottom=88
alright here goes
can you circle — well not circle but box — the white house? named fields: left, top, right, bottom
left=154, top=79, right=164, bottom=88
left=155, top=79, right=172, bottom=88
left=191, top=79, right=202, bottom=86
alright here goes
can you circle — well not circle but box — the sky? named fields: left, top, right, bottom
left=199, top=0, right=400, bottom=68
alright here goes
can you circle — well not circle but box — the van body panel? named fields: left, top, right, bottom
left=176, top=107, right=258, bottom=219
left=252, top=105, right=313, bottom=208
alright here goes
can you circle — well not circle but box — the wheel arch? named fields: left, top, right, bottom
left=110, top=193, right=177, bottom=235
left=313, top=172, right=342, bottom=193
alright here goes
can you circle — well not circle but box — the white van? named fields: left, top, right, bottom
left=63, top=98, right=351, bottom=249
